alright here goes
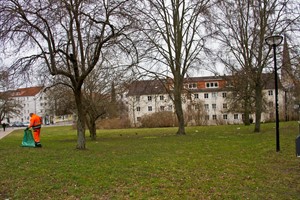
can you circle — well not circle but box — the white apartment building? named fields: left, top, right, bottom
left=126, top=75, right=286, bottom=127
left=3, top=75, right=287, bottom=128
left=5, top=86, right=53, bottom=124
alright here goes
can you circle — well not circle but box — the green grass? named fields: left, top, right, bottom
left=0, top=122, right=300, bottom=199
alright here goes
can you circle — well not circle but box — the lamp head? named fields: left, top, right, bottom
left=265, top=35, right=283, bottom=46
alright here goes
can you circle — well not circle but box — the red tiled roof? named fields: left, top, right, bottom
left=183, top=76, right=223, bottom=82
left=127, top=74, right=283, bottom=96
left=10, top=86, right=44, bottom=97
left=127, top=76, right=229, bottom=96
left=127, top=79, right=167, bottom=96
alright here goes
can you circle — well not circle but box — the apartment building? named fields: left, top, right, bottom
left=126, top=75, right=286, bottom=127
left=4, top=86, right=53, bottom=125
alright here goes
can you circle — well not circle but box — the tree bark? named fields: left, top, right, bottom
left=243, top=99, right=251, bottom=125
left=86, top=114, right=97, bottom=141
left=90, top=121, right=96, bottom=141
left=74, top=88, right=86, bottom=149
left=173, top=79, right=185, bottom=135
left=254, top=83, right=263, bottom=132
left=244, top=110, right=250, bottom=126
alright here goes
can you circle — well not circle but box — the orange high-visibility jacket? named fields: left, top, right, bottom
left=29, top=114, right=42, bottom=130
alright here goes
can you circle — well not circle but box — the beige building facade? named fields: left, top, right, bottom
left=126, top=75, right=286, bottom=127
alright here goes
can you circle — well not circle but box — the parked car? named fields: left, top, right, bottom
left=23, top=122, right=30, bottom=127
left=11, top=122, right=26, bottom=127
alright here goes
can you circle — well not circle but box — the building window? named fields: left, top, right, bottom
left=204, top=104, right=209, bottom=110
left=187, top=93, right=192, bottom=100
left=206, top=82, right=219, bottom=88
left=222, top=92, right=227, bottom=98
left=148, top=96, right=152, bottom=101
left=269, top=101, right=274, bottom=107
left=212, top=115, right=217, bottom=120
left=205, top=115, right=209, bottom=120
left=212, top=104, right=216, bottom=109
left=168, top=105, right=173, bottom=111
left=194, top=94, right=199, bottom=99
left=212, top=92, right=217, bottom=98
left=148, top=106, right=152, bottom=111
left=136, top=96, right=140, bottom=102
left=234, top=114, right=239, bottom=119
left=136, top=107, right=141, bottom=112
left=137, top=117, right=141, bottom=122
left=194, top=104, right=200, bottom=110
left=223, top=103, right=227, bottom=109
left=160, top=106, right=165, bottom=111
left=268, top=90, right=273, bottom=96
left=223, top=114, right=228, bottom=120
left=160, top=95, right=164, bottom=100
left=204, top=93, right=209, bottom=98
left=188, top=83, right=197, bottom=89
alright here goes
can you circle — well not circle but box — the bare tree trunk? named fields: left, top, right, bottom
left=89, top=124, right=97, bottom=141
left=174, top=81, right=185, bottom=135
left=243, top=99, right=251, bottom=125
left=90, top=122, right=96, bottom=141
left=86, top=114, right=97, bottom=141
left=244, top=110, right=250, bottom=125
left=254, top=84, right=263, bottom=132
left=74, top=88, right=86, bottom=149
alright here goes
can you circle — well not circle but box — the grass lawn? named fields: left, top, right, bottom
left=0, top=122, right=299, bottom=199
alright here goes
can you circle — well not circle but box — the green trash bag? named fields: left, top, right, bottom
left=21, top=129, right=35, bottom=147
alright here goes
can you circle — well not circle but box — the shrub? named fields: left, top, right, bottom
left=140, top=111, right=178, bottom=128
left=96, top=117, right=131, bottom=129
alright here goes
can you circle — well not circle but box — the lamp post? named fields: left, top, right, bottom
left=265, top=35, right=283, bottom=152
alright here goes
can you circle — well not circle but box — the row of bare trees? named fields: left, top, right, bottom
left=0, top=0, right=140, bottom=149
left=0, top=70, right=22, bottom=123
left=0, top=0, right=299, bottom=149
left=212, top=0, right=300, bottom=132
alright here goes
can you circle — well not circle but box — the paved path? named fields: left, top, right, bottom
left=0, top=127, right=23, bottom=140
left=0, top=123, right=73, bottom=140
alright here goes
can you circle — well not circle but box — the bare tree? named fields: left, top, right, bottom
left=0, top=69, right=22, bottom=123
left=0, top=92, right=22, bottom=124
left=186, top=100, right=208, bottom=126
left=213, top=0, right=300, bottom=132
left=0, top=0, right=138, bottom=149
left=288, top=57, right=300, bottom=120
left=0, top=70, right=9, bottom=91
left=46, top=85, right=75, bottom=116
left=224, top=72, right=256, bottom=125
left=82, top=65, right=110, bottom=140
left=136, top=0, right=215, bottom=135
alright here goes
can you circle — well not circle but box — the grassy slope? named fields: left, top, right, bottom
left=0, top=122, right=299, bottom=199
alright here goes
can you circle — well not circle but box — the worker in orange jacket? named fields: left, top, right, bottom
left=28, top=113, right=42, bottom=147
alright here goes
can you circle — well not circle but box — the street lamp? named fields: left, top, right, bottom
left=265, top=35, right=283, bottom=152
